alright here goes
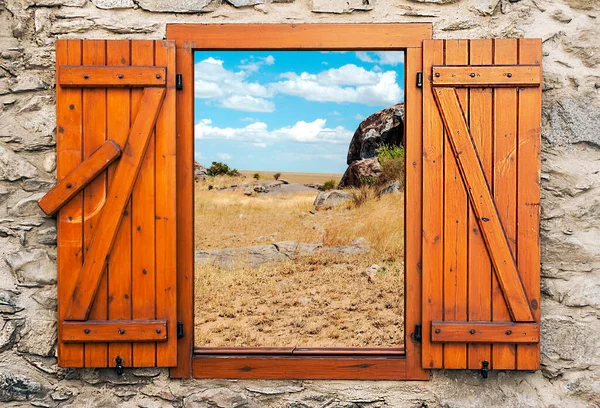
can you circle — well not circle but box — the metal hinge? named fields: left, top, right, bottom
left=414, top=324, right=422, bottom=342
left=416, top=72, right=423, bottom=88
left=176, top=74, right=183, bottom=90
left=177, top=321, right=184, bottom=338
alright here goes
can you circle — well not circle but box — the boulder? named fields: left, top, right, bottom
left=379, top=180, right=402, bottom=195
left=194, top=161, right=207, bottom=181
left=313, top=190, right=352, bottom=210
left=338, top=158, right=382, bottom=188
left=346, top=103, right=404, bottom=165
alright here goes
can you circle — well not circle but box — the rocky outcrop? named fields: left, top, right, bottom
left=194, top=161, right=207, bottom=181
left=347, top=103, right=404, bottom=165
left=313, top=189, right=352, bottom=209
left=340, top=104, right=404, bottom=187
left=339, top=158, right=382, bottom=188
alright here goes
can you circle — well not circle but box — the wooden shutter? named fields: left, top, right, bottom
left=421, top=39, right=542, bottom=371
left=44, top=40, right=177, bottom=368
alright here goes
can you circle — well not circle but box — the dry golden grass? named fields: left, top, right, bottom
left=194, top=176, right=405, bottom=348
left=239, top=170, right=342, bottom=185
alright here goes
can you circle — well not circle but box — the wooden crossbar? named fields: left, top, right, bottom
left=433, top=87, right=534, bottom=322
left=65, top=87, right=166, bottom=321
left=38, top=140, right=121, bottom=215
left=431, top=322, right=539, bottom=343
left=432, top=65, right=541, bottom=87
left=62, top=320, right=168, bottom=342
left=59, top=66, right=167, bottom=87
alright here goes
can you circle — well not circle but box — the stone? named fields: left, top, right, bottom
left=313, top=190, right=352, bottom=210
left=136, top=0, right=221, bottom=13
left=246, top=385, right=304, bottom=395
left=408, top=0, right=459, bottom=3
left=25, top=0, right=86, bottom=6
left=42, top=152, right=55, bottom=173
left=552, top=9, right=573, bottom=23
left=346, top=103, right=404, bottom=164
left=0, top=369, right=42, bottom=402
left=18, top=318, right=57, bottom=357
left=312, top=0, right=374, bottom=14
left=379, top=180, right=401, bottom=195
left=338, top=158, right=382, bottom=188
left=226, top=0, right=264, bottom=6
left=0, top=144, right=38, bottom=181
left=5, top=248, right=56, bottom=285
left=543, top=98, right=600, bottom=146
left=0, top=318, right=22, bottom=351
left=470, top=0, right=501, bottom=16
left=9, top=75, right=47, bottom=93
left=9, top=193, right=46, bottom=217
left=0, top=291, right=19, bottom=314
left=185, top=387, right=248, bottom=407
left=91, top=0, right=134, bottom=8
left=441, top=20, right=479, bottom=31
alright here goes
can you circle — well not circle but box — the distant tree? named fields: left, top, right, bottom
left=207, top=161, right=240, bottom=177
left=253, top=173, right=261, bottom=180
left=273, top=172, right=281, bottom=181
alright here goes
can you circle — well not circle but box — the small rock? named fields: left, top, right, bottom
left=379, top=180, right=402, bottom=195
left=312, top=0, right=373, bottom=13
left=314, top=190, right=352, bottom=210
left=298, top=296, right=311, bottom=305
left=362, top=264, right=380, bottom=282
left=0, top=369, right=42, bottom=402
left=552, top=9, right=573, bottom=23
left=9, top=193, right=46, bottom=217
left=136, top=0, right=221, bottom=13
left=42, top=152, right=56, bottom=173
left=351, top=237, right=369, bottom=246
left=5, top=248, right=56, bottom=285
left=9, top=75, right=47, bottom=93
left=91, top=0, right=134, bottom=8
left=0, top=144, right=38, bottom=181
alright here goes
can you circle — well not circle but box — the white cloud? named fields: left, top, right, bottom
left=264, top=55, right=275, bottom=65
left=195, top=57, right=274, bottom=112
left=272, top=64, right=402, bottom=106
left=356, top=51, right=405, bottom=66
left=354, top=113, right=365, bottom=120
left=195, top=118, right=352, bottom=145
left=217, top=152, right=232, bottom=160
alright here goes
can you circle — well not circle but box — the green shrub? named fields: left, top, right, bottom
left=253, top=173, right=261, bottom=180
left=376, top=144, right=405, bottom=188
left=207, top=161, right=240, bottom=177
left=357, top=175, right=377, bottom=187
left=273, top=172, right=281, bottom=181
left=323, top=179, right=336, bottom=191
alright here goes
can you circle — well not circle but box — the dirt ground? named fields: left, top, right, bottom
left=194, top=175, right=405, bottom=348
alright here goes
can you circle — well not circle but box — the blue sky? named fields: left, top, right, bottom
left=194, top=51, right=405, bottom=174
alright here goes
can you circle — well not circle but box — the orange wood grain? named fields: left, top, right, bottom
left=421, top=40, right=445, bottom=369
left=59, top=66, right=166, bottom=87
left=431, top=322, right=539, bottom=343
left=38, top=140, right=121, bottom=216
left=56, top=39, right=85, bottom=367
left=63, top=320, right=168, bottom=343
left=404, top=47, right=431, bottom=380
left=516, top=38, right=542, bottom=371
left=433, top=87, right=533, bottom=323
left=492, top=38, right=519, bottom=370
left=442, top=40, right=469, bottom=369
left=432, top=65, right=540, bottom=87
left=131, top=41, right=158, bottom=367
left=65, top=87, right=166, bottom=322
left=154, top=40, right=178, bottom=367
left=193, top=356, right=410, bottom=380
left=466, top=40, right=494, bottom=370
left=170, top=43, right=194, bottom=379
left=106, top=40, right=134, bottom=367
left=82, top=39, right=108, bottom=368
left=166, top=23, right=432, bottom=49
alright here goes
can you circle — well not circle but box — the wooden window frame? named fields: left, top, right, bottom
left=166, top=23, right=433, bottom=380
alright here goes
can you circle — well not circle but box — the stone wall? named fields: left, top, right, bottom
left=0, top=0, right=599, bottom=406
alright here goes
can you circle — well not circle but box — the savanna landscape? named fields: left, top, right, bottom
left=193, top=50, right=406, bottom=349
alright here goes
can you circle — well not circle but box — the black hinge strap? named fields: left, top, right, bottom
left=176, top=74, right=183, bottom=90
left=177, top=321, right=184, bottom=338
left=416, top=72, right=423, bottom=88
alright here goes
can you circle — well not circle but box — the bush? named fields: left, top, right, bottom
left=253, top=173, right=261, bottom=180
left=206, top=161, right=240, bottom=177
left=323, top=179, right=336, bottom=191
left=376, top=144, right=405, bottom=188
left=273, top=172, right=281, bottom=181
left=350, top=186, right=376, bottom=208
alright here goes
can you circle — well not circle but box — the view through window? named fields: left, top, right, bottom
left=194, top=50, right=406, bottom=348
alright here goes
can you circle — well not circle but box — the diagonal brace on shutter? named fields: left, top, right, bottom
left=433, top=87, right=534, bottom=323
left=65, top=87, right=166, bottom=321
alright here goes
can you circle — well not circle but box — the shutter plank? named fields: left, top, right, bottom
left=82, top=39, right=109, bottom=368
left=56, top=39, right=85, bottom=367
left=431, top=65, right=541, bottom=87
left=516, top=38, right=542, bottom=370
left=422, top=40, right=445, bottom=369
left=131, top=41, right=158, bottom=367
left=63, top=320, right=168, bottom=342
left=492, top=38, right=518, bottom=369
left=466, top=40, right=494, bottom=369
left=431, top=322, right=539, bottom=343
left=442, top=40, right=469, bottom=369
left=154, top=40, right=178, bottom=367
left=59, top=66, right=166, bottom=87
left=107, top=40, right=134, bottom=367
